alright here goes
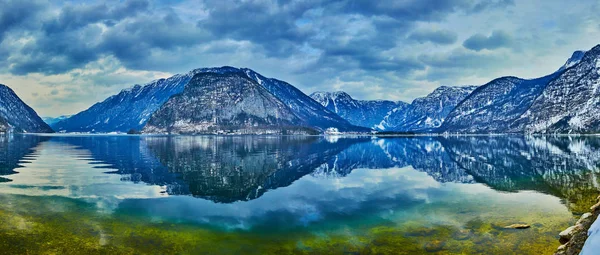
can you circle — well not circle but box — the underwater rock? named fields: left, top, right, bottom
left=555, top=207, right=599, bottom=255
left=559, top=225, right=578, bottom=244
left=503, top=224, right=531, bottom=229
left=452, top=229, right=471, bottom=240
left=424, top=240, right=445, bottom=252
left=405, top=227, right=438, bottom=237
left=591, top=201, right=600, bottom=212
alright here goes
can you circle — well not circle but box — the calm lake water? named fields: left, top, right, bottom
left=0, top=134, right=598, bottom=254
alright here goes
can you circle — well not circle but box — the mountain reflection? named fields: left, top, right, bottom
left=143, top=136, right=362, bottom=202
left=0, top=135, right=599, bottom=209
left=441, top=135, right=600, bottom=213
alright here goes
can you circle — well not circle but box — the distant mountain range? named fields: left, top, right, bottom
left=3, top=44, right=600, bottom=134
left=309, top=86, right=477, bottom=132
left=42, top=115, right=71, bottom=126
left=310, top=91, right=405, bottom=129
left=377, top=86, right=478, bottom=132
left=441, top=46, right=595, bottom=134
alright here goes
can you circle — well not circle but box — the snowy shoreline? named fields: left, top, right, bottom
left=556, top=196, right=600, bottom=255
left=580, top=199, right=600, bottom=255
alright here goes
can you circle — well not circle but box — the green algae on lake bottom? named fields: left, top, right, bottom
left=0, top=192, right=581, bottom=255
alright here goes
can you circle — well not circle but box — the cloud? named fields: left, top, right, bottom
left=1, top=0, right=600, bottom=116
left=0, top=0, right=46, bottom=42
left=0, top=0, right=516, bottom=77
left=408, top=28, right=458, bottom=45
left=463, top=30, right=513, bottom=51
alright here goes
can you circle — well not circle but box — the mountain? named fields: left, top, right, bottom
left=559, top=50, right=586, bottom=71
left=51, top=70, right=198, bottom=133
left=309, top=91, right=406, bottom=128
left=42, top=115, right=71, bottom=126
left=441, top=75, right=558, bottom=133
left=143, top=72, right=317, bottom=135
left=55, top=66, right=365, bottom=133
left=441, top=47, right=590, bottom=134
left=376, top=86, right=477, bottom=132
left=0, top=84, right=53, bottom=133
left=515, top=45, right=600, bottom=133
left=240, top=68, right=367, bottom=132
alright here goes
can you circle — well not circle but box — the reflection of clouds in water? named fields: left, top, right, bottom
left=0, top=141, right=168, bottom=212
left=118, top=166, right=566, bottom=230
left=0, top=135, right=588, bottom=234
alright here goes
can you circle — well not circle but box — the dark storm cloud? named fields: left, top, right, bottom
left=463, top=30, right=513, bottom=51
left=97, top=12, right=211, bottom=70
left=5, top=0, right=211, bottom=75
left=42, top=0, right=149, bottom=34
left=5, top=0, right=154, bottom=75
left=332, top=0, right=514, bottom=19
left=194, top=0, right=515, bottom=76
left=0, top=0, right=46, bottom=41
left=408, top=28, right=458, bottom=45
left=1, top=0, right=517, bottom=77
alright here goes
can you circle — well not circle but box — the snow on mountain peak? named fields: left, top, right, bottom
left=559, top=50, right=586, bottom=71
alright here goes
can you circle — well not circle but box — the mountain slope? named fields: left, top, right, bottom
left=56, top=66, right=366, bottom=133
left=240, top=68, right=367, bottom=132
left=0, top=84, right=53, bottom=133
left=441, top=75, right=557, bottom=133
left=52, top=71, right=197, bottom=133
left=515, top=45, right=600, bottom=133
left=559, top=50, right=586, bottom=72
left=377, top=86, right=477, bottom=132
left=143, top=72, right=316, bottom=134
left=309, top=91, right=406, bottom=128
left=441, top=49, right=588, bottom=134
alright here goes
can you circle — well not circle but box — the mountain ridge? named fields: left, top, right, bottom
left=54, top=66, right=367, bottom=134
left=45, top=44, right=600, bottom=135
left=0, top=84, right=53, bottom=133
left=377, top=85, right=478, bottom=132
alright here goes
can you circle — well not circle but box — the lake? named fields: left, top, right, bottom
left=0, top=134, right=598, bottom=254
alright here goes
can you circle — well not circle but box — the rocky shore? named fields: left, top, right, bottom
left=555, top=195, right=600, bottom=255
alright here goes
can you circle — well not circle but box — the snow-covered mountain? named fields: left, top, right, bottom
left=309, top=91, right=406, bottom=128
left=559, top=50, right=586, bottom=71
left=441, top=75, right=557, bottom=133
left=0, top=84, right=53, bottom=133
left=377, top=86, right=478, bottom=132
left=441, top=47, right=591, bottom=134
left=240, top=69, right=366, bottom=132
left=143, top=72, right=316, bottom=134
left=515, top=45, right=600, bottom=133
left=55, top=66, right=365, bottom=133
left=52, top=70, right=198, bottom=133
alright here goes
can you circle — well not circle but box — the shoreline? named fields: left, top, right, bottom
left=555, top=195, right=600, bottom=255
left=12, top=131, right=600, bottom=137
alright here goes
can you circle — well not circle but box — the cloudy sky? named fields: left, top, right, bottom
left=1, top=0, right=599, bottom=117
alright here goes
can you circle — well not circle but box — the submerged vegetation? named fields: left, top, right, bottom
left=0, top=193, right=579, bottom=255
